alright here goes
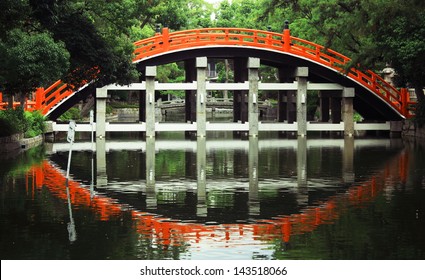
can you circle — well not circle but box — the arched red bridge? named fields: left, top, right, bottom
left=0, top=27, right=416, bottom=120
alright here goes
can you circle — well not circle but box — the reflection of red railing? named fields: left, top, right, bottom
left=26, top=150, right=408, bottom=246
left=0, top=28, right=415, bottom=118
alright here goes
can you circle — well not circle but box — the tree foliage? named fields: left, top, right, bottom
left=214, top=0, right=267, bottom=29
left=28, top=0, right=139, bottom=89
left=0, top=108, right=45, bottom=137
left=0, top=29, right=70, bottom=97
left=264, top=0, right=425, bottom=102
left=0, top=0, right=141, bottom=103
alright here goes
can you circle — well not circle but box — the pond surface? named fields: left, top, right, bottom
left=1, top=133, right=424, bottom=260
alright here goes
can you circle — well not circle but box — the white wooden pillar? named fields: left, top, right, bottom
left=296, top=67, right=308, bottom=137
left=196, top=57, right=207, bottom=138
left=342, top=87, right=355, bottom=137
left=95, top=87, right=107, bottom=139
left=248, top=57, right=260, bottom=137
left=145, top=66, right=156, bottom=138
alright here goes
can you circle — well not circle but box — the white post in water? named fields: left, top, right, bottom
left=90, top=110, right=94, bottom=151
left=65, top=120, right=77, bottom=241
left=66, top=120, right=76, bottom=179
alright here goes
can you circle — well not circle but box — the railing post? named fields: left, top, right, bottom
left=283, top=20, right=291, bottom=52
left=267, top=26, right=272, bottom=46
left=162, top=27, right=170, bottom=50
left=401, top=88, right=408, bottom=117
left=35, top=87, right=44, bottom=111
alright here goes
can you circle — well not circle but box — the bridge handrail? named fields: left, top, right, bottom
left=0, top=92, right=40, bottom=111
left=1, top=27, right=413, bottom=118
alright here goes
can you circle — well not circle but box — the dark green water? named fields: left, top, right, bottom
left=1, top=134, right=424, bottom=260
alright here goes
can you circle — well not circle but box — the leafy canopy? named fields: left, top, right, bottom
left=264, top=0, right=425, bottom=101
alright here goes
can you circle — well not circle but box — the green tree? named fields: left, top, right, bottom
left=0, top=0, right=140, bottom=107
left=29, top=0, right=138, bottom=89
left=157, top=63, right=186, bottom=99
left=214, top=0, right=267, bottom=29
left=0, top=29, right=70, bottom=107
left=264, top=0, right=425, bottom=103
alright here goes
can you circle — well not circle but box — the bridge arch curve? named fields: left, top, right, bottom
left=37, top=28, right=408, bottom=120
left=135, top=45, right=396, bottom=120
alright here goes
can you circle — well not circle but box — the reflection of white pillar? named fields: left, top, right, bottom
left=90, top=152, right=94, bottom=199
left=249, top=136, right=260, bottom=216
left=297, top=137, right=307, bottom=187
left=145, top=137, right=157, bottom=209
left=197, top=137, right=207, bottom=217
left=96, top=137, right=107, bottom=187
left=196, top=57, right=207, bottom=138
left=145, top=66, right=156, bottom=138
left=96, top=87, right=107, bottom=139
left=297, top=137, right=308, bottom=206
left=343, top=137, right=355, bottom=184
left=296, top=67, right=308, bottom=137
left=248, top=57, right=260, bottom=137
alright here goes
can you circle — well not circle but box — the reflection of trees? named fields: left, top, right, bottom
left=271, top=188, right=425, bottom=260
left=267, top=149, right=425, bottom=260
left=0, top=145, right=45, bottom=177
left=107, top=151, right=145, bottom=181
left=209, top=149, right=235, bottom=177
left=156, top=150, right=186, bottom=178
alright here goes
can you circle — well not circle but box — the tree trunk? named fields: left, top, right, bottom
left=18, top=92, right=26, bottom=110
left=415, top=85, right=424, bottom=103
left=7, top=94, right=14, bottom=109
left=80, top=95, right=95, bottom=117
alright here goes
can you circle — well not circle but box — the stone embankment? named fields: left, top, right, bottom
left=402, top=120, right=425, bottom=140
left=0, top=133, right=43, bottom=154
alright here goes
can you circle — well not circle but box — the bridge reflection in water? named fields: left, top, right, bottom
left=28, top=137, right=407, bottom=257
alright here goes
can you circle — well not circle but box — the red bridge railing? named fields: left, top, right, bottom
left=0, top=28, right=415, bottom=118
